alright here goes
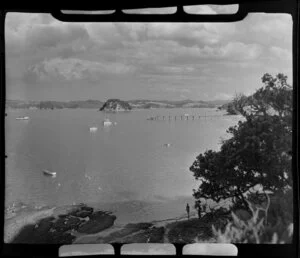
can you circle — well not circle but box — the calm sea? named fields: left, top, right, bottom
left=5, top=108, right=242, bottom=223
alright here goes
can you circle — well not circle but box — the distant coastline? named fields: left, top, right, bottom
left=6, top=99, right=230, bottom=110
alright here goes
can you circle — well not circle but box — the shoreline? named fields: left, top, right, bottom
left=4, top=201, right=218, bottom=244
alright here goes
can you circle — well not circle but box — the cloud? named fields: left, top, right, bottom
left=146, top=22, right=236, bottom=47
left=121, top=39, right=262, bottom=77
left=212, top=93, right=233, bottom=101
left=6, top=13, right=90, bottom=58
left=22, top=24, right=89, bottom=53
left=164, top=87, right=191, bottom=93
left=24, top=58, right=136, bottom=83
left=5, top=12, right=293, bottom=101
left=159, top=66, right=195, bottom=74
left=219, top=42, right=262, bottom=60
left=269, top=46, right=292, bottom=61
left=235, top=13, right=292, bottom=49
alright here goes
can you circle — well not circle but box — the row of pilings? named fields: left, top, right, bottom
left=147, top=114, right=225, bottom=121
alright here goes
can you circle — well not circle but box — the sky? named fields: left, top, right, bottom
left=5, top=5, right=293, bottom=101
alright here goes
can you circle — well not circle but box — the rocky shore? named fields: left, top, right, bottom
left=5, top=203, right=224, bottom=244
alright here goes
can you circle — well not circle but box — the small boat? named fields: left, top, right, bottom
left=164, top=143, right=172, bottom=147
left=16, top=116, right=29, bottom=120
left=43, top=169, right=57, bottom=177
left=103, top=118, right=113, bottom=126
left=89, top=127, right=98, bottom=132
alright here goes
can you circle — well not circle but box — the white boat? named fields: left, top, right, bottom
left=103, top=118, right=113, bottom=126
left=43, top=169, right=57, bottom=177
left=89, top=127, right=98, bottom=132
left=16, top=116, right=29, bottom=120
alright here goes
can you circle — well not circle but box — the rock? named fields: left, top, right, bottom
left=81, top=206, right=94, bottom=213
left=12, top=216, right=57, bottom=244
left=53, top=205, right=81, bottom=218
left=68, top=205, right=94, bottom=218
left=148, top=227, right=165, bottom=243
left=75, top=210, right=92, bottom=218
left=11, top=225, right=36, bottom=243
left=58, top=214, right=69, bottom=219
left=100, top=99, right=132, bottom=112
left=50, top=231, right=76, bottom=244
left=78, top=213, right=116, bottom=234
left=88, top=210, right=106, bottom=220
left=8, top=204, right=116, bottom=244
left=52, top=217, right=82, bottom=232
left=35, top=217, right=55, bottom=233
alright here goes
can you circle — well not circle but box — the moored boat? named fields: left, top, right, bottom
left=103, top=118, right=113, bottom=126
left=89, top=127, right=98, bottom=132
left=16, top=116, right=29, bottom=120
left=43, top=169, right=57, bottom=177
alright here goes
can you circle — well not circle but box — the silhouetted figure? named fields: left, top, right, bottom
left=186, top=203, right=190, bottom=220
left=195, top=201, right=202, bottom=219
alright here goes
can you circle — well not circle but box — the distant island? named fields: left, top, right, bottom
left=100, top=99, right=132, bottom=112
left=6, top=99, right=230, bottom=110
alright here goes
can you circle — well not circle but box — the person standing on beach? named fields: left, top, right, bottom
left=186, top=203, right=190, bottom=220
left=195, top=201, right=202, bottom=219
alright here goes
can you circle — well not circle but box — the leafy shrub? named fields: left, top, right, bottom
left=211, top=193, right=293, bottom=244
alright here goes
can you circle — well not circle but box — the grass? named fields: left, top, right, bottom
left=208, top=192, right=294, bottom=244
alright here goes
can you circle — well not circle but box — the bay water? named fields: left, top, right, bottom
left=5, top=108, right=241, bottom=223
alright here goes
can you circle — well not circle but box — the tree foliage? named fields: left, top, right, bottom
left=190, top=73, right=292, bottom=211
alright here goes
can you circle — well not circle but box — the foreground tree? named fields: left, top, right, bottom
left=190, top=73, right=292, bottom=211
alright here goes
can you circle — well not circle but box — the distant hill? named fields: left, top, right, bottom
left=6, top=100, right=103, bottom=109
left=6, top=100, right=40, bottom=109
left=6, top=99, right=230, bottom=110
left=100, top=99, right=132, bottom=112
left=128, top=99, right=229, bottom=109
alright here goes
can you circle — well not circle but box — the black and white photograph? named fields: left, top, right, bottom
left=4, top=5, right=293, bottom=245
